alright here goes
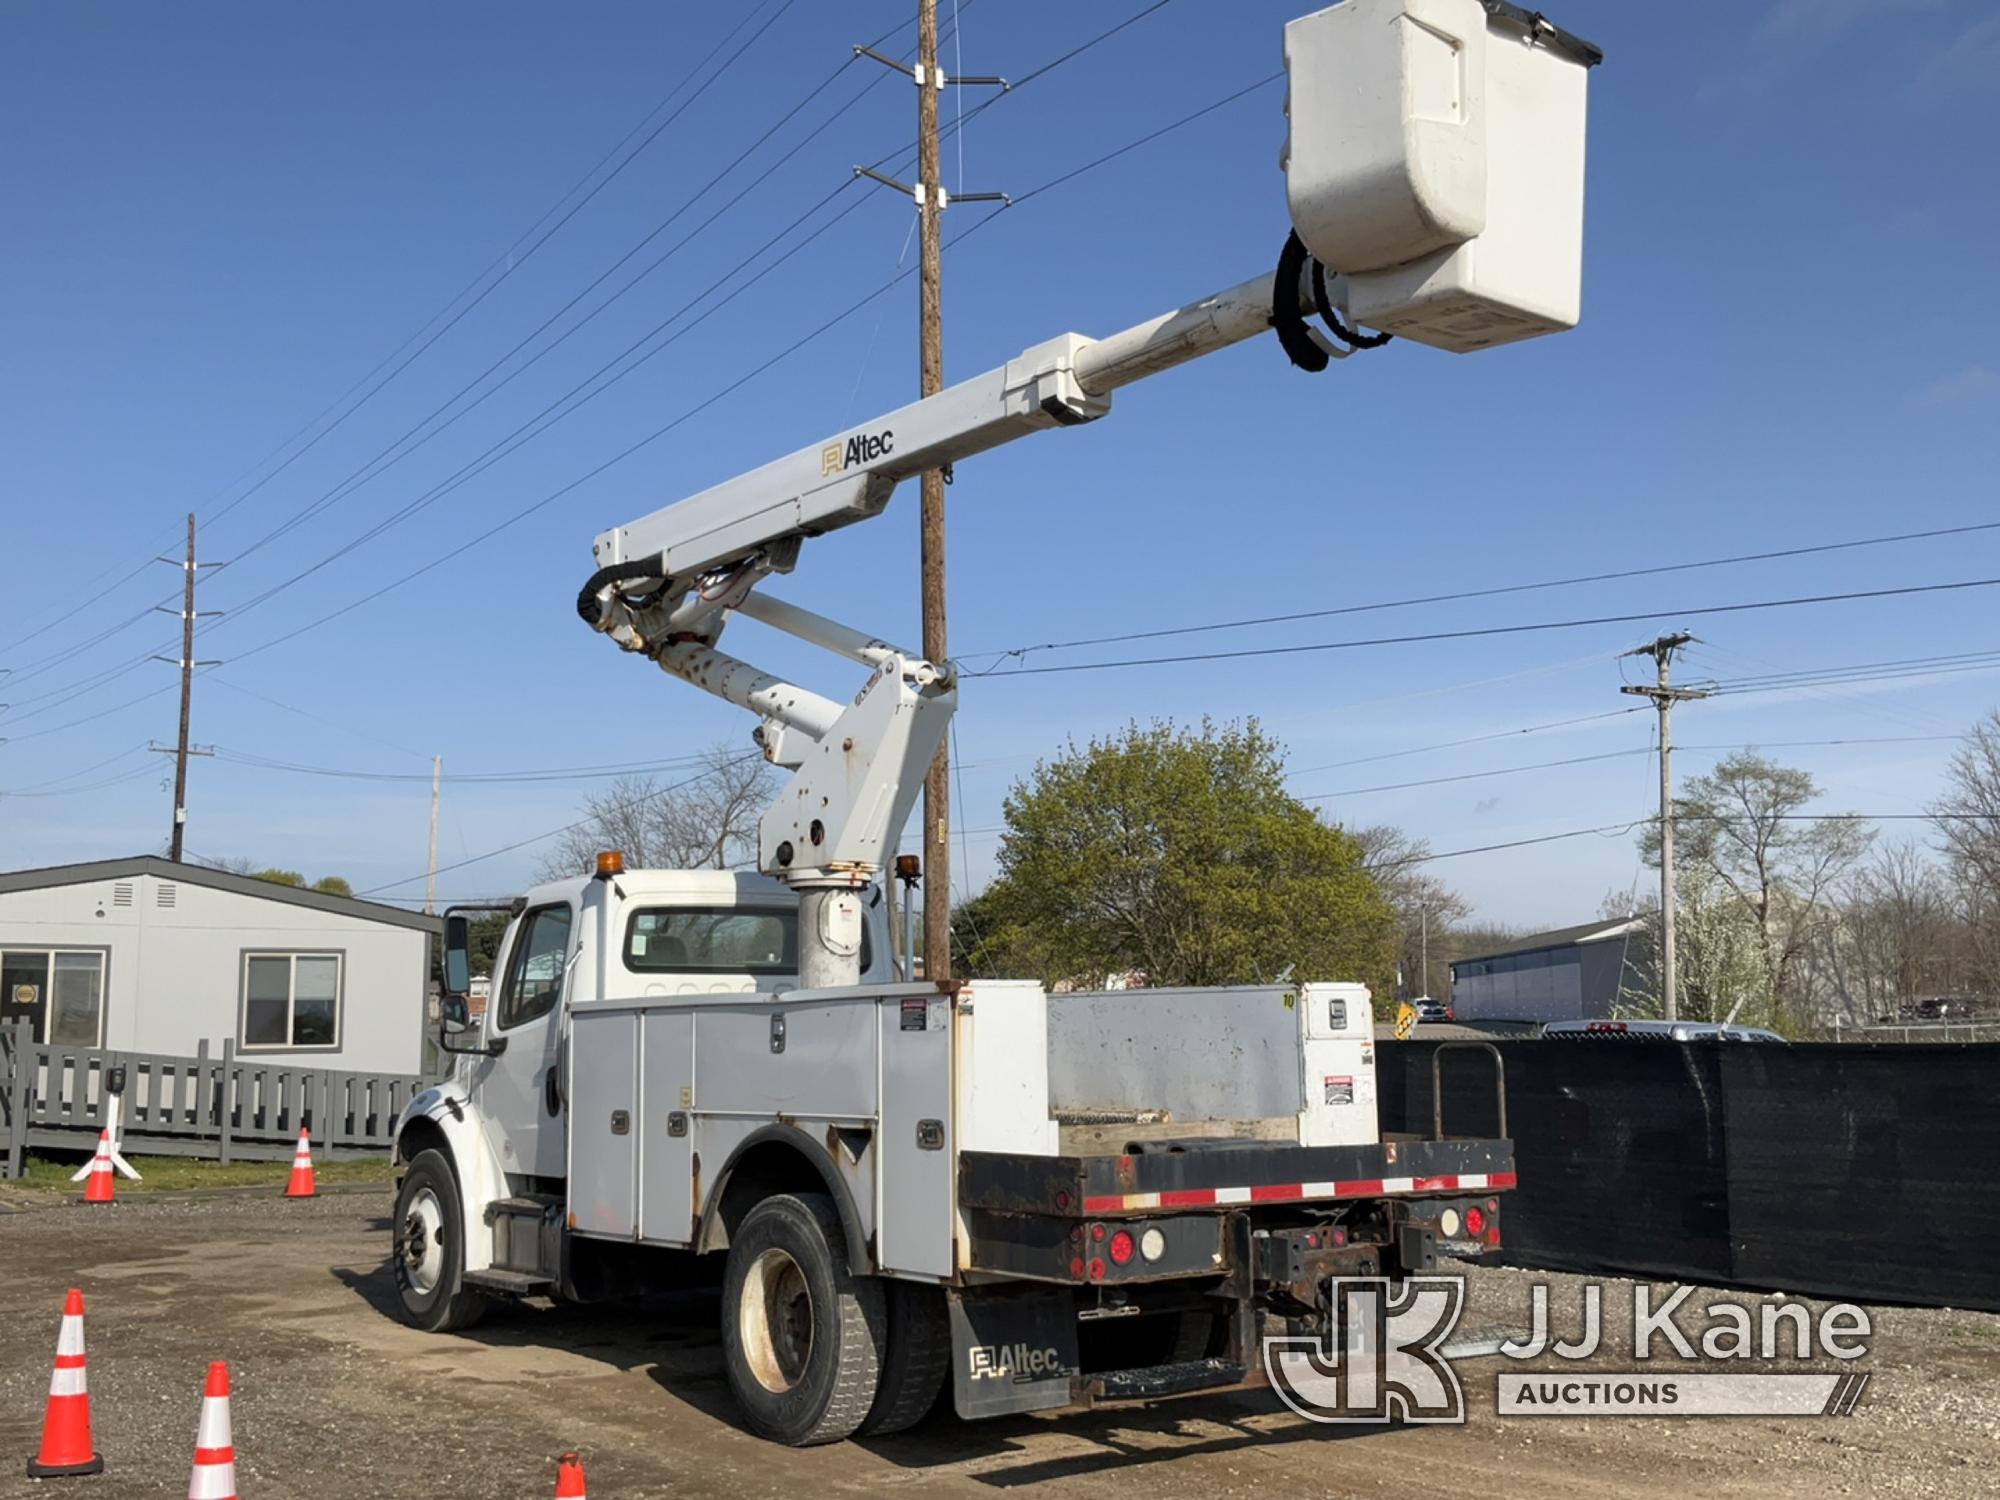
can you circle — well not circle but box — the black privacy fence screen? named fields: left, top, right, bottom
left=1379, top=1039, right=2000, bottom=1313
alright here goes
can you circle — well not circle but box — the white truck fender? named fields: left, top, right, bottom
left=392, top=1081, right=510, bottom=1274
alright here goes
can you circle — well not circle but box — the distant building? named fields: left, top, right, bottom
left=0, top=856, right=438, bottom=1075
left=1450, top=917, right=1651, bottom=1023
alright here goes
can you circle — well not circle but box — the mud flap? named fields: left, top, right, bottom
left=948, top=1286, right=1081, bottom=1419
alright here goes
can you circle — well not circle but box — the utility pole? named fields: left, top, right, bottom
left=424, top=755, right=442, bottom=915
left=1622, top=632, right=1709, bottom=1021
left=917, top=0, right=949, bottom=981
left=852, top=9, right=1004, bottom=981
left=1420, top=906, right=1429, bottom=999
left=152, top=514, right=222, bottom=861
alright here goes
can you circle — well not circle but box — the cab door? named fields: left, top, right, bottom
left=473, top=902, right=574, bottom=1181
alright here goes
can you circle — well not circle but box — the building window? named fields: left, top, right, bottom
left=240, top=952, right=342, bottom=1051
left=0, top=949, right=107, bottom=1047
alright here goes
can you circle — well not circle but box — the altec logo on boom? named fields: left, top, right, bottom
left=820, top=428, right=894, bottom=476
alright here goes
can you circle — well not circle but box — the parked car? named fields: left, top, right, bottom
left=1542, top=1019, right=1785, bottom=1042
left=1412, top=997, right=1454, bottom=1024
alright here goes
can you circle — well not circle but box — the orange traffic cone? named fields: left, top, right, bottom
left=284, top=1127, right=316, bottom=1199
left=81, top=1131, right=115, bottom=1205
left=26, top=1287, right=104, bottom=1478
left=186, top=1362, right=236, bottom=1500
left=554, top=1451, right=587, bottom=1497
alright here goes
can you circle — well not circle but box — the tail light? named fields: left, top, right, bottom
left=1463, top=1206, right=1486, bottom=1237
left=1108, top=1230, right=1136, bottom=1266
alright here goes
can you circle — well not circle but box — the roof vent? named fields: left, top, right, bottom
left=156, top=883, right=177, bottom=909
left=112, top=882, right=134, bottom=907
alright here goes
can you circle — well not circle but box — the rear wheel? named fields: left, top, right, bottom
left=721, top=1193, right=887, bottom=1445
left=859, top=1280, right=952, bottom=1436
left=391, top=1149, right=489, bottom=1333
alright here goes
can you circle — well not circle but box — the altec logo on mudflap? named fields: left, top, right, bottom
left=821, top=429, right=894, bottom=476
left=969, top=1343, right=1063, bottom=1382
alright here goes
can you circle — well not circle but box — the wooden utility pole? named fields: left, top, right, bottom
left=1622, top=633, right=1709, bottom=1022
left=152, top=514, right=220, bottom=862
left=852, top=11, right=1003, bottom=979
left=424, top=755, right=443, bottom=915
left=917, top=0, right=950, bottom=981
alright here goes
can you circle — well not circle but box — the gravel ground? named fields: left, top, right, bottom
left=0, top=1191, right=1995, bottom=1497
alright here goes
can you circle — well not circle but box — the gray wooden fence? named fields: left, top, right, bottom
left=1, top=1018, right=423, bottom=1178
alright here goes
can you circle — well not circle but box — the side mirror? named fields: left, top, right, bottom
left=440, top=991, right=470, bottom=1030
left=444, top=914, right=471, bottom=998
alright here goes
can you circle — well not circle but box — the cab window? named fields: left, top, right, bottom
left=624, top=906, right=872, bottom=975
left=499, top=904, right=572, bottom=1029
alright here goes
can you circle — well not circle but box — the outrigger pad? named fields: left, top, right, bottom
left=949, top=1286, right=1080, bottom=1420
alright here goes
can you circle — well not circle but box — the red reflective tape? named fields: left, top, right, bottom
left=193, top=1446, right=235, bottom=1464
left=52, top=1354, right=86, bottom=1369
left=1249, top=1182, right=1305, bottom=1203
left=1081, top=1196, right=1124, bottom=1214
left=1488, top=1172, right=1518, bottom=1189
left=1410, top=1175, right=1455, bottom=1192
left=1334, top=1178, right=1384, bottom=1197
left=1157, top=1188, right=1218, bottom=1210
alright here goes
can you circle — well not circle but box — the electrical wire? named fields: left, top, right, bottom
left=0, top=4, right=792, bottom=664
left=967, top=577, right=2000, bottom=677
left=963, top=518, right=2000, bottom=666
left=356, top=757, right=761, bottom=894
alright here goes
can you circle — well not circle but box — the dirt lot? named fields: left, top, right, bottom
left=1, top=1190, right=1996, bottom=1497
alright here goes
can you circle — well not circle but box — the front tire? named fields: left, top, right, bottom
left=391, top=1149, right=489, bottom=1333
left=721, top=1193, right=887, bottom=1445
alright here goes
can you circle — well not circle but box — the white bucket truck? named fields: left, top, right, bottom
left=389, top=0, right=1598, bottom=1445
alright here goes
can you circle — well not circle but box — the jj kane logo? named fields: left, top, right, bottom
left=821, top=427, right=894, bottom=476
left=1265, top=1276, right=1875, bottom=1425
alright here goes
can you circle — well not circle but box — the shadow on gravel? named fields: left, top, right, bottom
left=327, top=1249, right=1397, bottom=1477
left=858, top=1390, right=1393, bottom=1488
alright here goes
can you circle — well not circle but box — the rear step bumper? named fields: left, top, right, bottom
left=1086, top=1358, right=1246, bottom=1402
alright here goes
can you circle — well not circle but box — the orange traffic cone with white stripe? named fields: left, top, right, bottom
left=186, top=1362, right=236, bottom=1500
left=284, top=1127, right=316, bottom=1199
left=81, top=1131, right=115, bottom=1205
left=554, top=1451, right=587, bottom=1497
left=26, top=1287, right=104, bottom=1478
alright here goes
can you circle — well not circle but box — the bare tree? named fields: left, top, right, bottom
left=1350, top=823, right=1471, bottom=999
left=1645, top=751, right=1872, bottom=1023
left=535, top=746, right=778, bottom=881
left=1931, top=712, right=2000, bottom=981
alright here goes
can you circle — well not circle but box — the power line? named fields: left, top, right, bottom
left=1287, top=707, right=1646, bottom=775
left=356, top=758, right=760, bottom=894
left=216, top=1, right=891, bottom=585
left=8, top=59, right=1291, bottom=743
left=211, top=745, right=729, bottom=785
left=0, top=4, right=791, bottom=667
left=964, top=518, right=2000, bottom=666
left=968, top=577, right=2000, bottom=677
left=1299, top=733, right=1966, bottom=801
left=221, top=57, right=1268, bottom=669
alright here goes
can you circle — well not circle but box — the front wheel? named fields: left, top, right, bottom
left=391, top=1149, right=489, bottom=1333
left=721, top=1193, right=887, bottom=1445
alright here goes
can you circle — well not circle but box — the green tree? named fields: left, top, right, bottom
left=311, top=876, right=353, bottom=897
left=250, top=868, right=305, bottom=887
left=964, top=720, right=1397, bottom=998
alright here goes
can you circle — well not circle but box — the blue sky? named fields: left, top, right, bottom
left=3, top=0, right=1997, bottom=929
